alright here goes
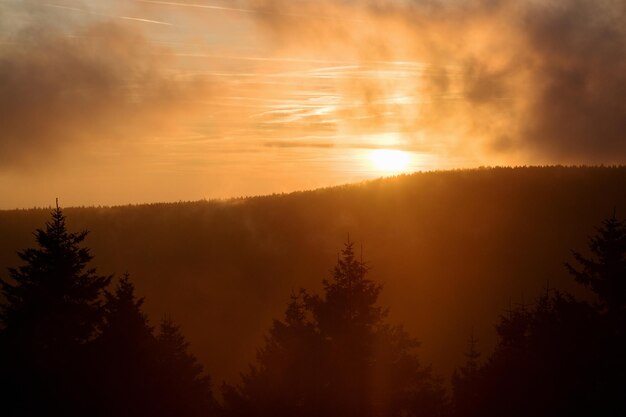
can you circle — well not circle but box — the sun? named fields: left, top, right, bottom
left=369, top=149, right=412, bottom=174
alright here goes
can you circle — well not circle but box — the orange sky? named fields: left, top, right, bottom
left=0, top=0, right=624, bottom=208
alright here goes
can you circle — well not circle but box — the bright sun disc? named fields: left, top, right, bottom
left=369, top=149, right=411, bottom=173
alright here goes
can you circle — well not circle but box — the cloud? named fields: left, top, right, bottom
left=519, top=0, right=626, bottom=162
left=0, top=13, right=208, bottom=169
left=247, top=0, right=626, bottom=164
left=2, top=0, right=624, bottom=175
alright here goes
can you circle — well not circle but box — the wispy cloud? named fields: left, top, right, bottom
left=43, top=3, right=174, bottom=26
left=134, top=0, right=258, bottom=15
left=1, top=0, right=625, bottom=206
left=248, top=0, right=626, bottom=163
left=135, top=0, right=364, bottom=21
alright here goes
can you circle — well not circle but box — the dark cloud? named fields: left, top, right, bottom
left=519, top=0, right=626, bottom=162
left=0, top=18, right=207, bottom=169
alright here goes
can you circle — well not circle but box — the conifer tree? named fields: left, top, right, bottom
left=311, top=241, right=446, bottom=417
left=452, top=329, right=481, bottom=389
left=309, top=241, right=384, bottom=340
left=225, top=241, right=447, bottom=417
left=462, top=331, right=480, bottom=375
left=306, top=241, right=385, bottom=416
left=99, top=273, right=154, bottom=346
left=565, top=213, right=626, bottom=413
left=463, top=291, right=616, bottom=417
left=0, top=204, right=110, bottom=414
left=95, top=274, right=159, bottom=417
left=451, top=329, right=481, bottom=417
left=0, top=204, right=110, bottom=348
left=156, top=317, right=216, bottom=417
left=222, top=291, right=324, bottom=417
left=566, top=212, right=626, bottom=314
left=467, top=212, right=626, bottom=417
left=96, top=275, right=219, bottom=417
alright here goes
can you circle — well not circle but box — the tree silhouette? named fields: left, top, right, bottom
left=156, top=317, right=216, bottom=417
left=453, top=215, right=626, bottom=417
left=224, top=241, right=447, bottom=417
left=451, top=330, right=481, bottom=417
left=457, top=210, right=626, bottom=417
left=0, top=204, right=110, bottom=415
left=94, top=274, right=160, bottom=416
left=223, top=290, right=325, bottom=417
left=477, top=292, right=611, bottom=417
left=95, top=274, right=218, bottom=417
left=0, top=204, right=110, bottom=344
left=565, top=213, right=626, bottom=414
left=567, top=212, right=626, bottom=314
left=0, top=205, right=220, bottom=416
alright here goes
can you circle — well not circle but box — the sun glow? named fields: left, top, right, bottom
left=369, top=149, right=412, bottom=174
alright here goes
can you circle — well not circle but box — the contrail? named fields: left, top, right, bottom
left=173, top=53, right=429, bottom=69
left=135, top=0, right=362, bottom=21
left=118, top=16, right=173, bottom=25
left=174, top=53, right=345, bottom=64
left=134, top=0, right=257, bottom=14
left=42, top=3, right=174, bottom=26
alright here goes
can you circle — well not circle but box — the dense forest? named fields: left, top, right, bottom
left=1, top=166, right=626, bottom=384
left=1, top=179, right=625, bottom=415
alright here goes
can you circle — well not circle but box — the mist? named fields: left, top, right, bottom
left=1, top=0, right=624, bottom=207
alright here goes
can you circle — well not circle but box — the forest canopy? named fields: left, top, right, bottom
left=1, top=175, right=625, bottom=415
left=1, top=166, right=626, bottom=384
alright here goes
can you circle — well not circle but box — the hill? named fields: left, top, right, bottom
left=1, top=166, right=625, bottom=383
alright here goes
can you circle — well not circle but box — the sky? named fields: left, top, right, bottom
left=0, top=0, right=624, bottom=208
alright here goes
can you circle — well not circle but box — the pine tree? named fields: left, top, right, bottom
left=309, top=241, right=384, bottom=343
left=451, top=330, right=481, bottom=417
left=0, top=204, right=110, bottom=348
left=156, top=317, right=216, bottom=417
left=95, top=274, right=159, bottom=417
left=452, top=330, right=481, bottom=385
left=462, top=289, right=620, bottom=417
left=565, top=213, right=626, bottom=413
left=95, top=276, right=218, bottom=417
left=0, top=204, right=110, bottom=414
left=311, top=241, right=446, bottom=417
left=305, top=241, right=384, bottom=416
left=462, top=331, right=480, bottom=375
left=566, top=212, right=626, bottom=314
left=99, top=273, right=154, bottom=346
left=222, top=291, right=324, bottom=417
left=225, top=241, right=447, bottom=417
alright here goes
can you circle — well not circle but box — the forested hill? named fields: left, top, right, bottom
left=1, top=166, right=625, bottom=383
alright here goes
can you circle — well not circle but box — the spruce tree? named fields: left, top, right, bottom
left=0, top=204, right=110, bottom=414
left=455, top=214, right=626, bottom=417
left=225, top=241, right=447, bottom=417
left=223, top=291, right=324, bottom=417
left=310, top=241, right=446, bottom=417
left=95, top=276, right=218, bottom=417
left=99, top=273, right=154, bottom=346
left=95, top=274, right=159, bottom=417
left=451, top=330, right=481, bottom=417
left=462, top=331, right=480, bottom=375
left=0, top=204, right=110, bottom=347
left=156, top=317, right=216, bottom=417
left=306, top=241, right=384, bottom=416
left=566, top=212, right=626, bottom=313
left=565, top=213, right=626, bottom=413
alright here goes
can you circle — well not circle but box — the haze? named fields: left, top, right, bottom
left=3, top=2, right=626, bottom=414
left=1, top=0, right=624, bottom=208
